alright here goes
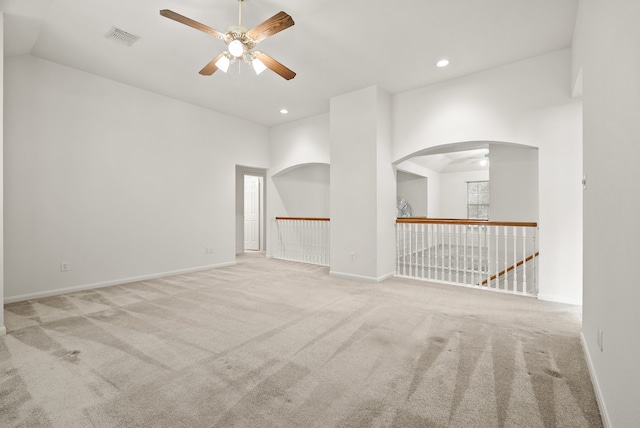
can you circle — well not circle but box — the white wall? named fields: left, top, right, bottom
left=393, top=50, right=577, bottom=162
left=4, top=56, right=269, bottom=301
left=396, top=161, right=441, bottom=217
left=438, top=170, right=489, bottom=219
left=575, top=1, right=640, bottom=426
left=393, top=49, right=583, bottom=305
left=489, top=144, right=538, bottom=222
left=397, top=171, right=428, bottom=217
left=269, top=114, right=330, bottom=176
left=518, top=104, right=582, bottom=304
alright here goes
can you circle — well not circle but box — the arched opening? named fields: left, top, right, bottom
left=272, top=162, right=330, bottom=218
left=394, top=141, right=540, bottom=296
left=395, top=141, right=538, bottom=222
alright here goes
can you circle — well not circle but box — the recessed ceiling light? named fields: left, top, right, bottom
left=280, top=109, right=289, bottom=114
left=436, top=59, right=450, bottom=68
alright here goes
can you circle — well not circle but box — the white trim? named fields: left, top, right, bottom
left=580, top=332, right=611, bottom=428
left=330, top=270, right=395, bottom=283
left=4, top=262, right=236, bottom=304
left=537, top=293, right=582, bottom=306
left=0, top=326, right=6, bottom=336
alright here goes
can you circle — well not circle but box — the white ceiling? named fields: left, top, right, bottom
left=1, top=0, right=578, bottom=127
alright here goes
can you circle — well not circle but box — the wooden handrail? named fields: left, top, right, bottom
left=275, top=217, right=330, bottom=221
left=479, top=252, right=540, bottom=286
left=397, top=218, right=537, bottom=228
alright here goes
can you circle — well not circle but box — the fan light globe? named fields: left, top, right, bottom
left=215, top=55, right=230, bottom=72
left=228, top=39, right=244, bottom=57
left=252, top=58, right=267, bottom=75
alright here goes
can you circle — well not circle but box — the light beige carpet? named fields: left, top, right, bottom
left=1, top=253, right=602, bottom=427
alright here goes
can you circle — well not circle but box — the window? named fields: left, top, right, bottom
left=467, top=181, right=489, bottom=220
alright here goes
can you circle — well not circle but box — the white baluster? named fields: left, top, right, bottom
left=427, top=223, right=432, bottom=279
left=513, top=226, right=518, bottom=293
left=522, top=227, right=527, bottom=294
left=471, top=226, right=476, bottom=284
left=421, top=223, right=425, bottom=278
left=463, top=225, right=468, bottom=284
left=396, top=223, right=401, bottom=275
left=289, top=220, right=292, bottom=259
left=455, top=224, right=459, bottom=283
left=504, top=227, right=508, bottom=291
left=298, top=220, right=302, bottom=262
left=433, top=224, right=438, bottom=279
left=533, top=228, right=537, bottom=295
left=402, top=223, right=407, bottom=276
left=412, top=223, right=416, bottom=277
left=281, top=220, right=286, bottom=260
left=484, top=226, right=493, bottom=287
left=485, top=225, right=491, bottom=288
left=494, top=226, right=499, bottom=289
left=443, top=224, right=451, bottom=281
left=441, top=225, right=445, bottom=281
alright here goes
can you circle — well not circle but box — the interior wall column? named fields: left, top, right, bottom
left=329, top=86, right=396, bottom=281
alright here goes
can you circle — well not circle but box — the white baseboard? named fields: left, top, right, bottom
left=4, top=261, right=236, bottom=304
left=537, top=293, right=582, bottom=306
left=329, top=270, right=396, bottom=283
left=580, top=332, right=611, bottom=428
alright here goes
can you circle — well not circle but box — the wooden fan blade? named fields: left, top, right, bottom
left=247, top=11, right=294, bottom=43
left=199, top=53, right=226, bottom=76
left=255, top=52, right=296, bottom=80
left=160, top=9, right=225, bottom=39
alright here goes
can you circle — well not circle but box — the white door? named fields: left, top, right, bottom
left=244, top=175, right=261, bottom=251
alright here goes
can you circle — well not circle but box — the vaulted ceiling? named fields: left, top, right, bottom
left=1, top=0, right=578, bottom=127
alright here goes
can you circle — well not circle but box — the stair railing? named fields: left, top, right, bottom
left=396, top=218, right=539, bottom=296
left=273, top=217, right=330, bottom=266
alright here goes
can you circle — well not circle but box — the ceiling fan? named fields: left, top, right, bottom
left=160, top=0, right=296, bottom=80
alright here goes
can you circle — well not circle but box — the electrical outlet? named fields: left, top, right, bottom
left=60, top=262, right=69, bottom=272
left=205, top=247, right=214, bottom=255
left=208, top=247, right=214, bottom=254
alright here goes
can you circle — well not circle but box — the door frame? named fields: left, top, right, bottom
left=236, top=166, right=267, bottom=254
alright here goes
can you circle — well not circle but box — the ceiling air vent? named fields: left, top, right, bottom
left=105, top=27, right=140, bottom=47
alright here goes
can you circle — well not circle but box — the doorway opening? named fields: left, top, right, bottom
left=236, top=166, right=266, bottom=255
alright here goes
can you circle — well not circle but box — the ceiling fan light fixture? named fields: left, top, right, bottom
left=228, top=39, right=244, bottom=57
left=252, top=57, right=267, bottom=75
left=159, top=5, right=296, bottom=80
left=215, top=55, right=231, bottom=72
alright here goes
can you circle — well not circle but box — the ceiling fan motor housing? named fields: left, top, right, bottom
left=224, top=26, right=256, bottom=57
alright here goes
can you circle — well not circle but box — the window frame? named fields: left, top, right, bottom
left=467, top=180, right=490, bottom=220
